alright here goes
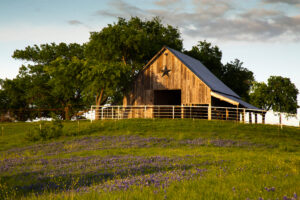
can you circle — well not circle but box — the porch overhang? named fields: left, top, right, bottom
left=211, top=91, right=239, bottom=106
left=211, top=91, right=264, bottom=111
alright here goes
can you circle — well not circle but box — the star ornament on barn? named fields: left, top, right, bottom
left=161, top=66, right=171, bottom=77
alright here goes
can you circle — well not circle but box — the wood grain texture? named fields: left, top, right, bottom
left=124, top=48, right=211, bottom=106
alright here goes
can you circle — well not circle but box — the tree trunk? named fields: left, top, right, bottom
left=279, top=113, right=282, bottom=129
left=122, top=56, right=127, bottom=65
left=95, top=89, right=104, bottom=120
left=64, top=106, right=70, bottom=120
left=262, top=112, right=265, bottom=124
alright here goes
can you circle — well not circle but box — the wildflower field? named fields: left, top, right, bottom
left=0, top=119, right=299, bottom=200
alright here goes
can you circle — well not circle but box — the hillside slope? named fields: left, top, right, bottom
left=0, top=119, right=299, bottom=200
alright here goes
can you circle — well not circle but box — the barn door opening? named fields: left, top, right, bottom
left=154, top=90, right=181, bottom=105
left=154, top=90, right=181, bottom=118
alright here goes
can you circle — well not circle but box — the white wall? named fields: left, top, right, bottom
left=264, top=109, right=300, bottom=127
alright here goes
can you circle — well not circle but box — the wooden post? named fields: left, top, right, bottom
left=77, top=120, right=80, bottom=134
left=208, top=104, right=211, bottom=120
left=118, top=106, right=120, bottom=120
left=90, top=106, right=93, bottom=123
left=172, top=106, right=175, bottom=119
left=236, top=106, right=239, bottom=122
left=243, top=109, right=246, bottom=123
left=181, top=105, right=184, bottom=119
left=255, top=113, right=257, bottom=124
left=112, top=107, right=114, bottom=119
left=159, top=106, right=161, bottom=118
left=101, top=107, right=103, bottom=120
left=249, top=112, right=252, bottom=124
left=226, top=108, right=228, bottom=120
left=262, top=112, right=265, bottom=124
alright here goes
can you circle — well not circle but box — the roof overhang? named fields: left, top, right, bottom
left=211, top=91, right=265, bottom=111
left=211, top=91, right=239, bottom=106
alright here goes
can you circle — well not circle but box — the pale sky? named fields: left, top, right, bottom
left=0, top=0, right=299, bottom=105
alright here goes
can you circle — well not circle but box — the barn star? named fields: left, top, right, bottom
left=161, top=66, right=171, bottom=77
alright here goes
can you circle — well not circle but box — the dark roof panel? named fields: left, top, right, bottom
left=166, top=47, right=240, bottom=98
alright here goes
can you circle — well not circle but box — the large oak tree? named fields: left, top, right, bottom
left=86, top=17, right=183, bottom=72
left=11, top=43, right=86, bottom=120
left=250, top=76, right=298, bottom=114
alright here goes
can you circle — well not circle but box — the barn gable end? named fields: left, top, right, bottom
left=124, top=47, right=211, bottom=106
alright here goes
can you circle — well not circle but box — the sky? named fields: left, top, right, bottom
left=0, top=0, right=300, bottom=105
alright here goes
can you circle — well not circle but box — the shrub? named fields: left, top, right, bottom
left=25, top=114, right=63, bottom=141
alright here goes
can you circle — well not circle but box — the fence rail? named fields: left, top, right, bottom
left=90, top=105, right=266, bottom=124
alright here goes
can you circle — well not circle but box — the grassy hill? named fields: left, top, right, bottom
left=0, top=119, right=299, bottom=199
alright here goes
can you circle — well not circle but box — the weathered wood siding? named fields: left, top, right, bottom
left=123, top=49, right=211, bottom=106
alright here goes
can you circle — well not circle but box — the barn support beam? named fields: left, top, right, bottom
left=172, top=106, right=175, bottom=119
left=181, top=105, right=184, bottom=119
left=226, top=108, right=228, bottom=120
left=236, top=106, right=239, bottom=122
left=262, top=112, right=265, bottom=124
left=249, top=112, right=252, bottom=124
left=208, top=104, right=211, bottom=120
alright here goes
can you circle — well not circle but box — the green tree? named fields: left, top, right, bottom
left=184, top=40, right=223, bottom=79
left=12, top=42, right=86, bottom=120
left=82, top=60, right=131, bottom=119
left=222, top=59, right=254, bottom=101
left=0, top=70, right=33, bottom=120
left=85, top=17, right=183, bottom=73
left=249, top=82, right=270, bottom=110
left=13, top=43, right=85, bottom=64
left=250, top=76, right=298, bottom=114
left=45, top=56, right=86, bottom=120
left=0, top=79, right=9, bottom=112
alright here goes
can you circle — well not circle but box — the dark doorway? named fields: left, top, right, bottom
left=154, top=90, right=181, bottom=105
left=154, top=90, right=181, bottom=118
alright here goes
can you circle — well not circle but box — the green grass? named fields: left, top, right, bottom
left=0, top=119, right=299, bottom=200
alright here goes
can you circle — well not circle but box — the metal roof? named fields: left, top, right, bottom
left=166, top=46, right=261, bottom=110
left=166, top=46, right=240, bottom=98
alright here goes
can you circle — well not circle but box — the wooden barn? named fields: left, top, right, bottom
left=122, top=46, right=263, bottom=121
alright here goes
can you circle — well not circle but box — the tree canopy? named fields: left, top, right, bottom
left=85, top=17, right=183, bottom=73
left=222, top=59, right=254, bottom=101
left=250, top=76, right=298, bottom=114
left=7, top=43, right=86, bottom=120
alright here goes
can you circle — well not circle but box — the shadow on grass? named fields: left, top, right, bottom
left=1, top=158, right=224, bottom=198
